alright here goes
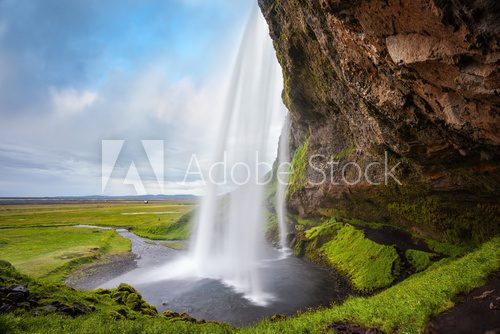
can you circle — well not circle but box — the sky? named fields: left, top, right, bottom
left=0, top=0, right=286, bottom=197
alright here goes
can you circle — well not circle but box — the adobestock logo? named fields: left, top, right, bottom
left=101, top=140, right=165, bottom=195
left=182, top=152, right=293, bottom=186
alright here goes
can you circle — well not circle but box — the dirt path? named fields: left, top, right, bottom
left=425, top=271, right=500, bottom=334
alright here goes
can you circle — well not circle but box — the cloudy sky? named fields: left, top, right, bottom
left=0, top=0, right=286, bottom=197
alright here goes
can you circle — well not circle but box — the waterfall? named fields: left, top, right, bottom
left=276, top=117, right=291, bottom=254
left=188, top=6, right=285, bottom=305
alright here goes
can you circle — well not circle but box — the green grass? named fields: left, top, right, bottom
left=320, top=224, right=400, bottom=291
left=0, top=227, right=130, bottom=280
left=0, top=201, right=194, bottom=240
left=0, top=314, right=231, bottom=334
left=159, top=242, right=186, bottom=250
left=405, top=249, right=434, bottom=272
left=2, top=238, right=499, bottom=334
left=132, top=210, right=194, bottom=240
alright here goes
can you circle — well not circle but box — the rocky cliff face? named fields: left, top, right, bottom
left=258, top=0, right=499, bottom=242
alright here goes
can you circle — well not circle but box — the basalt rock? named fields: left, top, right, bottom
left=258, top=0, right=500, bottom=242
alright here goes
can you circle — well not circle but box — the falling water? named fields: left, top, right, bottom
left=96, top=5, right=353, bottom=320
left=189, top=6, right=285, bottom=305
left=276, top=117, right=291, bottom=254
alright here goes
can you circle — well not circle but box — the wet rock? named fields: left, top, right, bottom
left=117, top=283, right=137, bottom=294
left=270, top=313, right=286, bottom=322
left=0, top=284, right=30, bottom=312
left=16, top=302, right=30, bottom=309
left=162, top=310, right=181, bottom=318
left=124, top=293, right=141, bottom=310
left=71, top=302, right=89, bottom=315
left=327, top=321, right=382, bottom=334
left=140, top=304, right=158, bottom=316
left=162, top=310, right=198, bottom=323
left=11, top=285, right=28, bottom=296
left=6, top=292, right=25, bottom=302
left=95, top=288, right=111, bottom=295
left=57, top=304, right=75, bottom=316
left=0, top=285, right=29, bottom=300
left=178, top=312, right=197, bottom=323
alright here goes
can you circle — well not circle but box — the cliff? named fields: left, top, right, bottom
left=259, top=0, right=499, bottom=243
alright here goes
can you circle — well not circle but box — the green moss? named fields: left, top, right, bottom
left=288, top=138, right=310, bottom=196
left=405, top=249, right=434, bottom=272
left=295, top=216, right=321, bottom=228
left=304, top=218, right=339, bottom=240
left=370, top=179, right=500, bottom=244
left=425, top=238, right=469, bottom=258
left=331, top=147, right=355, bottom=160
left=124, top=293, right=139, bottom=309
left=318, top=207, right=347, bottom=218
left=321, top=224, right=400, bottom=292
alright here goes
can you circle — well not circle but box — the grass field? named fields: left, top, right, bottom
left=0, top=201, right=195, bottom=280
left=0, top=201, right=195, bottom=238
left=0, top=226, right=130, bottom=280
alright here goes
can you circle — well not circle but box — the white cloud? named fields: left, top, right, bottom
left=51, top=87, right=98, bottom=115
left=125, top=62, right=226, bottom=130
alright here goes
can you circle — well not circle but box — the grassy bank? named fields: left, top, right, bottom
left=0, top=227, right=130, bottom=281
left=1, top=238, right=498, bottom=333
left=0, top=261, right=230, bottom=334
left=245, top=237, right=500, bottom=333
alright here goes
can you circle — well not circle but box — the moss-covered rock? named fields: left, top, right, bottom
left=259, top=0, right=500, bottom=245
left=321, top=224, right=400, bottom=292
left=405, top=249, right=435, bottom=272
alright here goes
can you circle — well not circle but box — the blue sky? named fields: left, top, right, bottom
left=0, top=0, right=287, bottom=196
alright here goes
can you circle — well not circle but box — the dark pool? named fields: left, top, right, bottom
left=80, top=228, right=352, bottom=326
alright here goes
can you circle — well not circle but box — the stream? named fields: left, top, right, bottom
left=73, top=225, right=352, bottom=326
